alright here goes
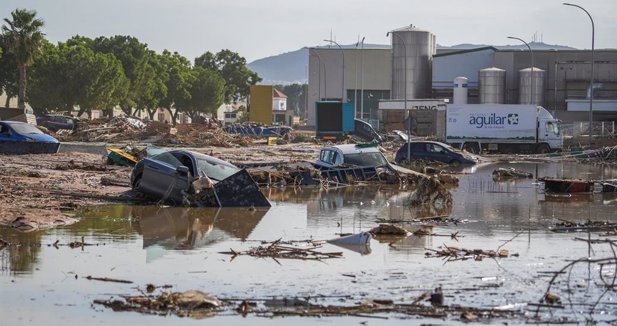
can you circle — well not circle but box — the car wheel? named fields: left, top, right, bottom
left=132, top=174, right=142, bottom=189
left=450, top=159, right=461, bottom=167
left=536, top=144, right=550, bottom=154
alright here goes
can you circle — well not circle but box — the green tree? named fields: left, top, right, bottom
left=29, top=41, right=128, bottom=117
left=194, top=49, right=261, bottom=103
left=1, top=9, right=45, bottom=109
left=159, top=50, right=194, bottom=125
left=135, top=51, right=167, bottom=120
left=91, top=35, right=151, bottom=115
left=28, top=40, right=63, bottom=113
left=185, top=66, right=225, bottom=119
left=0, top=38, right=19, bottom=108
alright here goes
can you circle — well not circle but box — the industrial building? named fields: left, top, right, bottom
left=307, top=25, right=617, bottom=129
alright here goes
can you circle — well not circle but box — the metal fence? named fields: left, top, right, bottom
left=560, top=121, right=616, bottom=139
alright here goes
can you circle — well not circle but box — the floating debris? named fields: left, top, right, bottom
left=94, top=290, right=221, bottom=318
left=220, top=239, right=343, bottom=262
left=551, top=220, right=617, bottom=233
left=425, top=246, right=511, bottom=261
left=85, top=275, right=133, bottom=284
left=369, top=224, right=408, bottom=236
left=492, top=167, right=533, bottom=180
left=407, top=177, right=453, bottom=208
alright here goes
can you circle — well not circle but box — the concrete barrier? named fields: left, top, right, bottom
left=58, top=142, right=108, bottom=155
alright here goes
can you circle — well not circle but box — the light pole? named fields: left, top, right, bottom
left=354, top=39, right=359, bottom=116
left=360, top=37, right=365, bottom=120
left=324, top=39, right=345, bottom=103
left=564, top=2, right=594, bottom=147
left=507, top=36, right=535, bottom=105
left=387, top=30, right=409, bottom=163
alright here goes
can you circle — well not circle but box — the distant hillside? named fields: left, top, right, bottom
left=248, top=47, right=309, bottom=85
left=248, top=42, right=578, bottom=85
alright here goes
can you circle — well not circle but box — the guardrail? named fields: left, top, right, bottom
left=560, top=121, right=616, bottom=139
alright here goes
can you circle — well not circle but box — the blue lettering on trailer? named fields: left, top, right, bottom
left=469, top=113, right=519, bottom=128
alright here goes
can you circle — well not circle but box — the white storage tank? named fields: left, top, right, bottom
left=518, top=67, right=545, bottom=105
left=390, top=25, right=437, bottom=101
left=479, top=67, right=506, bottom=104
left=453, top=76, right=468, bottom=104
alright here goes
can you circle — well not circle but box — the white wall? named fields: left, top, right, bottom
left=308, top=48, right=391, bottom=126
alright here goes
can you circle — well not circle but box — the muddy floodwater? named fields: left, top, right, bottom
left=2, top=162, right=617, bottom=325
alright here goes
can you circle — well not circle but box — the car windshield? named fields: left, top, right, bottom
left=151, top=152, right=183, bottom=168
left=196, top=158, right=239, bottom=181
left=9, top=123, right=43, bottom=135
left=343, top=152, right=388, bottom=167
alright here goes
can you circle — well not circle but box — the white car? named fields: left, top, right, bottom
left=315, top=144, right=389, bottom=169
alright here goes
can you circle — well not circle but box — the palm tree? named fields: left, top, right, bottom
left=2, top=9, right=44, bottom=110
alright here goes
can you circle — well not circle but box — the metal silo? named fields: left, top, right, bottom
left=390, top=26, right=436, bottom=102
left=453, top=76, right=468, bottom=104
left=518, top=67, right=545, bottom=105
left=479, top=67, right=506, bottom=104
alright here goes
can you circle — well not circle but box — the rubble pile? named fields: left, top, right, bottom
left=94, top=290, right=222, bottom=318
left=159, top=125, right=253, bottom=147
left=492, top=167, right=533, bottom=180
left=407, top=176, right=453, bottom=208
left=54, top=118, right=147, bottom=142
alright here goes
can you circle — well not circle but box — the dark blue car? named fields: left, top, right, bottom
left=395, top=141, right=477, bottom=166
left=131, top=149, right=270, bottom=207
left=0, top=121, right=60, bottom=154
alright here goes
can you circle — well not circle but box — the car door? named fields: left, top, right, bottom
left=426, top=143, right=450, bottom=163
left=409, top=143, right=425, bottom=160
left=140, top=152, right=191, bottom=203
left=0, top=124, right=14, bottom=141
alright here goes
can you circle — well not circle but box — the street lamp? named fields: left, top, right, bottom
left=563, top=2, right=595, bottom=147
left=360, top=37, right=366, bottom=120
left=387, top=30, right=410, bottom=163
left=507, top=36, right=535, bottom=105
left=323, top=39, right=345, bottom=102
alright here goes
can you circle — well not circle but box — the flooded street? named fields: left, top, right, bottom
left=2, top=161, right=617, bottom=324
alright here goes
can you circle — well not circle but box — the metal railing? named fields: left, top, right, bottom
left=560, top=121, right=616, bottom=139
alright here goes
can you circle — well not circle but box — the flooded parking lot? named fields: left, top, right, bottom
left=2, top=161, right=617, bottom=325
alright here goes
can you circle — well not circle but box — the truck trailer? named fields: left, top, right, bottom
left=445, top=104, right=562, bottom=154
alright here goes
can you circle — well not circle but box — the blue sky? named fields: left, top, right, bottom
left=2, top=0, right=615, bottom=62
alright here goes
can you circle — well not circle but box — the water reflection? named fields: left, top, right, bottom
left=134, top=206, right=268, bottom=250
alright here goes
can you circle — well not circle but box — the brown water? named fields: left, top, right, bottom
left=1, top=161, right=617, bottom=325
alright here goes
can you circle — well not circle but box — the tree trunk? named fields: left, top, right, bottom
left=18, top=65, right=27, bottom=110
left=165, top=107, right=177, bottom=126
left=120, top=105, right=132, bottom=116
left=4, top=96, right=9, bottom=108
left=147, top=108, right=156, bottom=121
left=77, top=106, right=87, bottom=118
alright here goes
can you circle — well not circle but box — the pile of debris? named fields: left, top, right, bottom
left=407, top=176, right=453, bottom=208
left=492, top=167, right=533, bottom=180
left=94, top=290, right=222, bottom=318
left=221, top=239, right=343, bottom=262
left=53, top=117, right=148, bottom=142
left=425, top=245, right=512, bottom=261
left=159, top=125, right=253, bottom=147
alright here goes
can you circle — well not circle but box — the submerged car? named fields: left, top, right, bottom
left=131, top=149, right=270, bottom=207
left=394, top=141, right=477, bottom=165
left=36, top=114, right=78, bottom=132
left=0, top=121, right=60, bottom=154
left=315, top=143, right=389, bottom=169
left=314, top=143, right=391, bottom=183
